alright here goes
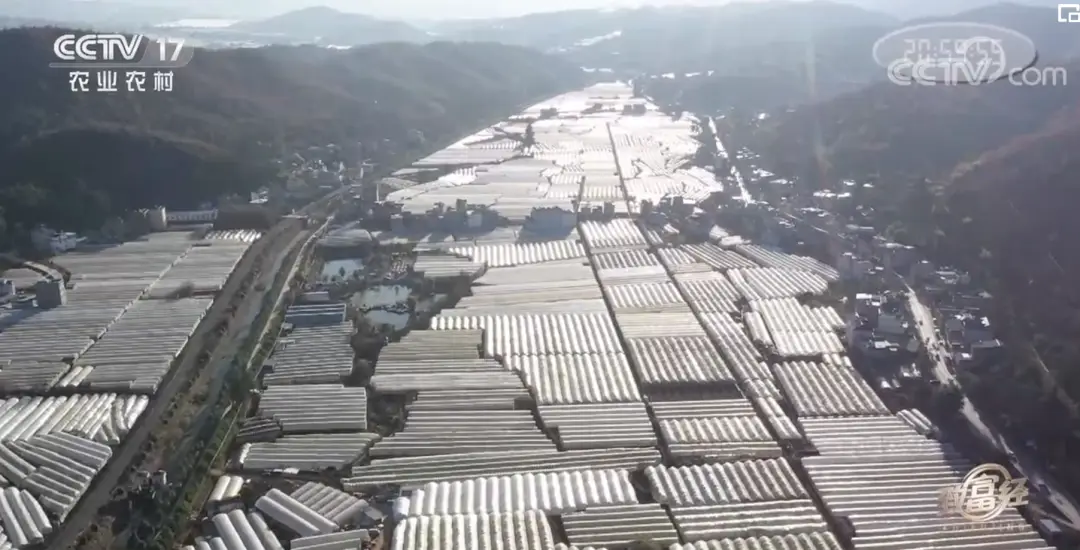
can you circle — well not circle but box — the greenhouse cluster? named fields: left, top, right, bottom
left=183, top=82, right=1055, bottom=550
left=0, top=230, right=258, bottom=547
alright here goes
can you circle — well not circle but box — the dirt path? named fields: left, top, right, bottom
left=53, top=220, right=306, bottom=550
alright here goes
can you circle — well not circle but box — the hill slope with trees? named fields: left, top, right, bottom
left=747, top=68, right=1080, bottom=181
left=934, top=113, right=1080, bottom=494
left=642, top=4, right=1080, bottom=114
left=0, top=27, right=585, bottom=235
left=943, top=110, right=1080, bottom=373
left=741, top=63, right=1080, bottom=389
left=703, top=27, right=1080, bottom=495
left=632, top=2, right=1080, bottom=494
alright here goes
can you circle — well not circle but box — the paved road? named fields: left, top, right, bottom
left=906, top=289, right=1080, bottom=531
left=49, top=221, right=303, bottom=550
left=776, top=201, right=1080, bottom=531
left=170, top=224, right=313, bottom=470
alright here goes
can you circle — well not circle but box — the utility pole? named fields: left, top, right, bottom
left=358, top=159, right=374, bottom=181
left=357, top=159, right=378, bottom=200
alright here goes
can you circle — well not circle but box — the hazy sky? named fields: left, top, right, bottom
left=190, top=0, right=1048, bottom=21
left=12, top=0, right=1050, bottom=24
left=179, top=0, right=768, bottom=20
left=358, top=0, right=758, bottom=19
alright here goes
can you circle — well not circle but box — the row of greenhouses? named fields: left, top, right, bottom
left=321, top=83, right=1053, bottom=550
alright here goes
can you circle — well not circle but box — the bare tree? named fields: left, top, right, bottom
left=167, top=281, right=195, bottom=300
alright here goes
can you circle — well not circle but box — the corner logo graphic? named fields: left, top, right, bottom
left=51, top=34, right=192, bottom=69
left=939, top=463, right=1030, bottom=522
left=1060, top=4, right=1080, bottom=22
left=873, top=22, right=1066, bottom=86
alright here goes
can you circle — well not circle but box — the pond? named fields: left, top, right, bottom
left=321, top=258, right=365, bottom=281
left=415, top=294, right=449, bottom=314
left=353, top=284, right=413, bottom=331
left=362, top=310, right=410, bottom=331
left=351, top=284, right=410, bottom=310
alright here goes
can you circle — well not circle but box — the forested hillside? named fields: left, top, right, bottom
left=641, top=3, right=1080, bottom=114
left=747, top=66, right=1080, bottom=181
left=691, top=21, right=1080, bottom=493
left=0, top=27, right=585, bottom=233
left=742, top=62, right=1080, bottom=381
left=628, top=2, right=1080, bottom=490
left=640, top=24, right=887, bottom=112
left=944, top=110, right=1080, bottom=380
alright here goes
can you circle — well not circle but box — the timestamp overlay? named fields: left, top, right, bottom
left=872, top=22, right=1067, bottom=87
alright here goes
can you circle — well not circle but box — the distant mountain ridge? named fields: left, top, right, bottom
left=854, top=0, right=1057, bottom=18
left=435, top=1, right=898, bottom=59
left=0, top=0, right=1061, bottom=29
left=230, top=6, right=432, bottom=45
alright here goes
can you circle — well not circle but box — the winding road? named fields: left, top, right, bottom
left=906, top=288, right=1080, bottom=532
left=772, top=205, right=1080, bottom=532
left=713, top=121, right=1079, bottom=538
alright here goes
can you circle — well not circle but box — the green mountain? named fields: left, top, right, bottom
left=749, top=68, right=1079, bottom=181
left=0, top=27, right=584, bottom=234
left=708, top=9, right=1080, bottom=494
